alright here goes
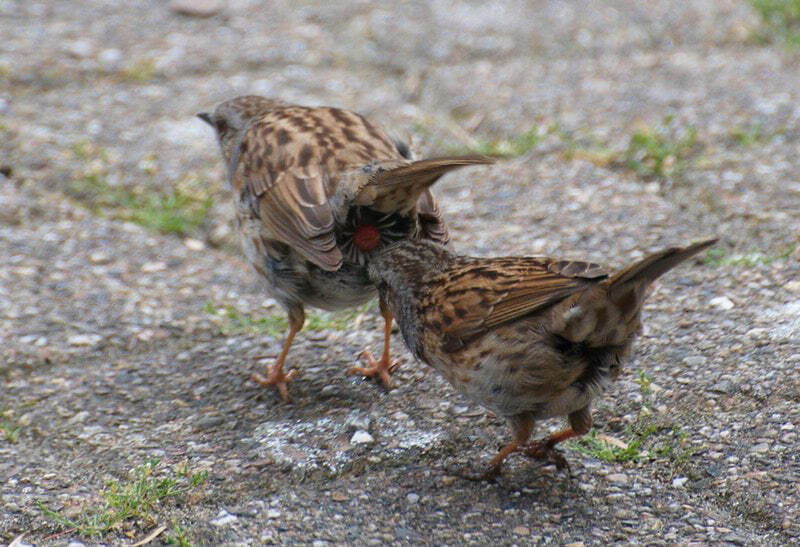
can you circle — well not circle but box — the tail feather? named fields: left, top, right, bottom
left=608, top=238, right=718, bottom=291
left=361, top=155, right=495, bottom=213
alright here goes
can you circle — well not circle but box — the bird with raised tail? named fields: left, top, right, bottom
left=366, top=237, right=718, bottom=479
left=199, top=95, right=494, bottom=401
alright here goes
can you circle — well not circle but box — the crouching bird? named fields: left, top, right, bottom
left=366, top=237, right=717, bottom=479
left=199, top=95, right=493, bottom=401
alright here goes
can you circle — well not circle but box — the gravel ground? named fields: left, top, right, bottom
left=2, top=0, right=799, bottom=545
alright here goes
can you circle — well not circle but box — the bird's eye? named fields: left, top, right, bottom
left=215, top=119, right=229, bottom=133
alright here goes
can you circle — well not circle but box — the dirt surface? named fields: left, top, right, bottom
left=2, top=1, right=799, bottom=545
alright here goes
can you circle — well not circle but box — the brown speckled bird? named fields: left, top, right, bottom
left=366, top=237, right=717, bottom=479
left=198, top=95, right=493, bottom=401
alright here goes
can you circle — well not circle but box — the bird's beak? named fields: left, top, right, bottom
left=196, top=112, right=213, bottom=126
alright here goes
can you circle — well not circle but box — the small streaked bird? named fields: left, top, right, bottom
left=198, top=95, right=493, bottom=401
left=366, top=237, right=717, bottom=479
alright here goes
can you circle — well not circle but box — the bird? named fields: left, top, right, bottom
left=198, top=95, right=494, bottom=401
left=365, top=237, right=717, bottom=479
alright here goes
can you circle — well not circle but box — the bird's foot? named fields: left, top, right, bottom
left=455, top=462, right=503, bottom=482
left=522, top=440, right=571, bottom=471
left=251, top=365, right=299, bottom=403
left=346, top=350, right=398, bottom=389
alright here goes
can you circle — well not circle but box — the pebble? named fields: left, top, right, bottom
left=98, top=48, right=123, bottom=70
left=64, top=39, right=93, bottom=58
left=709, top=296, right=734, bottom=310
left=68, top=334, right=102, bottom=346
left=750, top=442, right=770, bottom=453
left=267, top=508, right=281, bottom=519
left=210, top=509, right=238, bottom=526
left=406, top=493, right=419, bottom=504
left=350, top=430, right=374, bottom=445
left=170, top=0, right=221, bottom=17
left=682, top=355, right=707, bottom=366
left=89, top=251, right=112, bottom=264
left=786, top=281, right=800, bottom=293
left=606, top=473, right=628, bottom=484
left=184, top=238, right=206, bottom=251
left=672, top=477, right=688, bottom=487
left=141, top=261, right=167, bottom=272
left=512, top=526, right=530, bottom=536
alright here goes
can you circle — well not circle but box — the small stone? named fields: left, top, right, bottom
left=331, top=492, right=349, bottom=502
left=350, top=430, right=374, bottom=445
left=267, top=508, right=281, bottom=519
left=564, top=543, right=585, bottom=547
left=184, top=238, right=205, bottom=251
left=682, top=355, right=707, bottom=367
left=672, top=477, right=688, bottom=487
left=750, top=442, right=769, bottom=453
left=89, top=251, right=111, bottom=264
left=709, top=296, right=734, bottom=310
left=441, top=476, right=457, bottom=486
left=68, top=334, right=102, bottom=346
left=210, top=509, right=237, bottom=526
left=141, top=261, right=167, bottom=273
left=406, top=493, right=419, bottom=504
left=208, top=223, right=232, bottom=247
left=8, top=535, right=33, bottom=547
left=98, top=48, right=123, bottom=70
left=606, top=473, right=628, bottom=484
left=786, top=281, right=800, bottom=293
left=170, top=0, right=221, bottom=17
left=67, top=542, right=85, bottom=547
left=65, top=39, right=93, bottom=58
left=512, top=526, right=530, bottom=536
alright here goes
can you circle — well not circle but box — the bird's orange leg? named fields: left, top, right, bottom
left=461, top=415, right=534, bottom=481
left=522, top=428, right=580, bottom=470
left=522, top=407, right=591, bottom=471
left=251, top=306, right=304, bottom=402
left=347, top=297, right=398, bottom=389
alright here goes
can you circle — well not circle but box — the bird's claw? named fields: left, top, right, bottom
left=251, top=367, right=299, bottom=402
left=346, top=350, right=398, bottom=389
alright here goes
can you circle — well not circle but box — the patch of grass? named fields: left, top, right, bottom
left=66, top=142, right=213, bottom=236
left=750, top=0, right=800, bottom=47
left=705, top=245, right=796, bottom=267
left=121, top=59, right=156, bottom=83
left=635, top=370, right=654, bottom=397
left=165, top=522, right=193, bottom=546
left=450, top=124, right=562, bottom=158
left=37, top=458, right=208, bottom=539
left=567, top=417, right=698, bottom=470
left=1, top=408, right=21, bottom=443
left=68, top=174, right=212, bottom=236
left=204, top=301, right=376, bottom=336
left=567, top=428, right=644, bottom=463
left=729, top=124, right=771, bottom=147
left=622, top=116, right=698, bottom=179
left=464, top=128, right=542, bottom=157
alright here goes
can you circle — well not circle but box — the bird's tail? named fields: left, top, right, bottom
left=358, top=155, right=495, bottom=214
left=558, top=238, right=717, bottom=347
left=608, top=238, right=718, bottom=293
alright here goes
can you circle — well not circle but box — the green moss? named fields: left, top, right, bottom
left=750, top=0, right=800, bottom=46
left=0, top=408, right=21, bottom=443
left=121, top=59, right=156, bottom=83
left=623, top=116, right=698, bottom=179
left=204, top=301, right=375, bottom=336
left=705, top=245, right=796, bottom=267
left=66, top=141, right=214, bottom=236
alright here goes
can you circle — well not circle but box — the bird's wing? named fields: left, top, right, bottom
left=236, top=120, right=342, bottom=271
left=424, top=257, right=608, bottom=350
